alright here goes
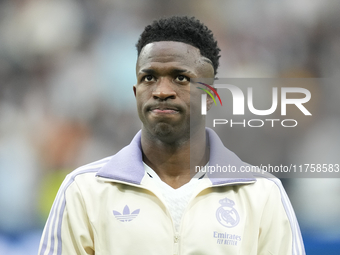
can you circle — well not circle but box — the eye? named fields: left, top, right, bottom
left=143, top=75, right=155, bottom=82
left=175, top=75, right=190, bottom=82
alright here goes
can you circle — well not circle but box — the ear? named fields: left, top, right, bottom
left=206, top=87, right=217, bottom=111
left=133, top=85, right=137, bottom=97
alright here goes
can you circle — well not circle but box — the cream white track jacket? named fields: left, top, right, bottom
left=38, top=128, right=305, bottom=255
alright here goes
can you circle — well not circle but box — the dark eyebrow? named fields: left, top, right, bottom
left=139, top=68, right=193, bottom=75
left=139, top=69, right=157, bottom=75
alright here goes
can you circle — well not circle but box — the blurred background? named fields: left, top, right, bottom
left=0, top=0, right=339, bottom=254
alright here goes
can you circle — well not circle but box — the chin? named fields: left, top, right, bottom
left=148, top=122, right=189, bottom=144
left=152, top=123, right=174, bottom=137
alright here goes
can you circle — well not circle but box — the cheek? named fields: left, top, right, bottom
left=177, top=87, right=191, bottom=102
left=136, top=97, right=145, bottom=112
left=135, top=89, right=150, bottom=110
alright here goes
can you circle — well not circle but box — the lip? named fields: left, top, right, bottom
left=151, top=109, right=179, bottom=114
left=148, top=105, right=180, bottom=114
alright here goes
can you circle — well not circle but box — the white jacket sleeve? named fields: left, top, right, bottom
left=38, top=176, right=94, bottom=255
left=257, top=179, right=305, bottom=255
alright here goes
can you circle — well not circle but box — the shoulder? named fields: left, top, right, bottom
left=252, top=171, right=287, bottom=197
left=242, top=170, right=289, bottom=206
left=239, top=162, right=286, bottom=195
left=248, top=171, right=298, bottom=226
left=62, top=156, right=112, bottom=193
left=226, top=168, right=289, bottom=210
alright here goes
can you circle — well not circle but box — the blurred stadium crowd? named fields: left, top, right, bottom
left=0, top=0, right=339, bottom=254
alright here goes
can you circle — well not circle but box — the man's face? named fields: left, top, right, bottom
left=134, top=41, right=214, bottom=144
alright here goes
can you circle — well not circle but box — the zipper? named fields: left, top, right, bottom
left=171, top=180, right=212, bottom=255
left=173, top=234, right=180, bottom=255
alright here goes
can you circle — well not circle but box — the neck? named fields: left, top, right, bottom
left=141, top=127, right=209, bottom=189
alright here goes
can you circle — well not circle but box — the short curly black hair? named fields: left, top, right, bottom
left=136, top=16, right=221, bottom=75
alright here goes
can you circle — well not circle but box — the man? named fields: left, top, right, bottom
left=38, top=16, right=305, bottom=254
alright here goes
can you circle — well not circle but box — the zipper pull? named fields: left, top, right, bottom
left=173, top=234, right=180, bottom=255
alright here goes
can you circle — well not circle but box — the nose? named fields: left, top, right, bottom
left=152, top=78, right=176, bottom=100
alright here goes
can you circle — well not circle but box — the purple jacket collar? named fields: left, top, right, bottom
left=96, top=128, right=256, bottom=186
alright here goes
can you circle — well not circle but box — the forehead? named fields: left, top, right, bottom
left=137, top=41, right=213, bottom=74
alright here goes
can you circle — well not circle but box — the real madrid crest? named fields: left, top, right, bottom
left=216, top=197, right=240, bottom=228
